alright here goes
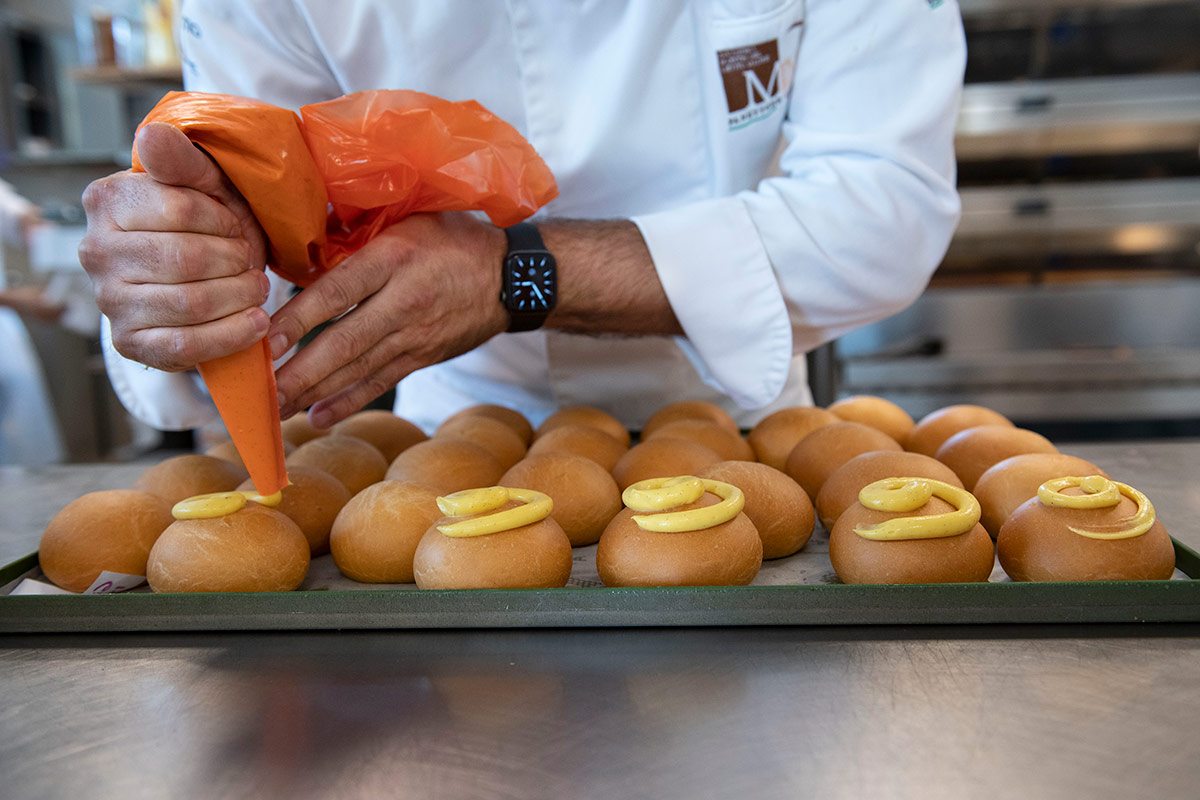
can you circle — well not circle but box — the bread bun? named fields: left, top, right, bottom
left=147, top=503, right=310, bottom=592
left=935, top=424, right=1058, bottom=490
left=828, top=395, right=914, bottom=443
left=413, top=495, right=573, bottom=589
left=206, top=438, right=295, bottom=472
left=974, top=453, right=1108, bottom=538
left=815, top=451, right=963, bottom=532
left=436, top=414, right=527, bottom=471
left=644, top=418, right=754, bottom=462
left=697, top=460, right=814, bottom=559
left=747, top=406, right=839, bottom=470
left=442, top=403, right=534, bottom=445
left=536, top=406, right=630, bottom=448
left=331, top=410, right=427, bottom=462
left=784, top=422, right=903, bottom=501
left=597, top=489, right=762, bottom=587
left=238, top=465, right=351, bottom=555
left=134, top=454, right=249, bottom=506
left=280, top=413, right=330, bottom=447
left=500, top=453, right=621, bottom=547
left=287, top=435, right=388, bottom=496
left=641, top=401, right=739, bottom=439
left=38, top=490, right=174, bottom=592
left=830, top=490, right=994, bottom=584
left=611, top=438, right=722, bottom=491
left=904, top=404, right=1012, bottom=457
left=997, top=478, right=1174, bottom=581
left=329, top=480, right=442, bottom=583
left=385, top=438, right=504, bottom=495
left=526, top=423, right=628, bottom=473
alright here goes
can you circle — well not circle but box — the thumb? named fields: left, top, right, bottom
left=135, top=122, right=237, bottom=202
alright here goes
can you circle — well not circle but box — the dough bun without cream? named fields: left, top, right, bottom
left=385, top=438, right=505, bottom=496
left=698, top=460, right=814, bottom=559
left=280, top=413, right=330, bottom=447
left=644, top=418, right=754, bottom=462
left=206, top=438, right=295, bottom=472
left=747, top=406, right=839, bottom=471
left=997, top=488, right=1175, bottom=582
left=330, top=480, right=442, bottom=583
left=611, top=438, right=722, bottom=491
left=500, top=453, right=622, bottom=547
left=287, top=434, right=389, bottom=496
left=525, top=423, right=628, bottom=473
left=828, top=395, right=915, bottom=444
left=238, top=465, right=351, bottom=555
left=640, top=400, right=740, bottom=439
left=436, top=414, right=527, bottom=472
left=412, top=502, right=573, bottom=590
left=330, top=410, right=427, bottom=463
left=441, top=403, right=534, bottom=445
left=935, top=424, right=1058, bottom=490
left=904, top=404, right=1013, bottom=458
left=147, top=503, right=310, bottom=593
left=784, top=422, right=903, bottom=501
left=596, top=493, right=762, bottom=587
left=535, top=406, right=631, bottom=448
left=830, top=496, right=995, bottom=585
left=39, top=490, right=175, bottom=592
left=974, top=453, right=1108, bottom=538
left=815, top=451, right=963, bottom=533
left=133, top=454, right=249, bottom=506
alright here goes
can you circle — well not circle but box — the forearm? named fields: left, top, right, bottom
left=539, top=219, right=682, bottom=337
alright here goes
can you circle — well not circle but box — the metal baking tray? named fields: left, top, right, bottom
left=2, top=531, right=1198, bottom=632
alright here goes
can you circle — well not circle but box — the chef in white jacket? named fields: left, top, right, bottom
left=81, top=0, right=965, bottom=434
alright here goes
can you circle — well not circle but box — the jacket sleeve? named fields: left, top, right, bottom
left=633, top=0, right=965, bottom=409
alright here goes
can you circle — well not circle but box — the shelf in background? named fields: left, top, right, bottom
left=70, top=65, right=182, bottom=88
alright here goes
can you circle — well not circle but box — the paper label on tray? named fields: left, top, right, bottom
left=10, top=578, right=74, bottom=596
left=83, top=571, right=146, bottom=594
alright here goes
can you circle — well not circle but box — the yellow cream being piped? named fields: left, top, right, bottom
left=853, top=477, right=980, bottom=541
left=623, top=476, right=744, bottom=532
left=171, top=489, right=284, bottom=520
left=436, top=486, right=553, bottom=538
left=1036, top=475, right=1156, bottom=540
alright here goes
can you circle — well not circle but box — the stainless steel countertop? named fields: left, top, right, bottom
left=2, top=441, right=1199, bottom=800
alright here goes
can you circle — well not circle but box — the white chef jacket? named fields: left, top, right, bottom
left=103, top=0, right=965, bottom=433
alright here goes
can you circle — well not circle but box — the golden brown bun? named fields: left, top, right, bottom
left=526, top=423, right=628, bottom=473
left=413, top=511, right=573, bottom=589
left=441, top=404, right=534, bottom=445
left=815, top=451, right=963, bottom=533
left=830, top=496, right=995, bottom=584
left=747, top=406, right=840, bottom=470
left=596, top=493, right=762, bottom=586
left=935, top=424, right=1058, bottom=490
left=134, top=454, right=249, bottom=506
left=611, top=438, right=722, bottom=491
left=38, top=490, right=174, bottom=592
left=385, top=438, right=505, bottom=496
left=287, top=435, right=389, bottom=496
left=206, top=438, right=295, bottom=472
left=535, top=406, right=630, bottom=448
left=500, top=453, right=622, bottom=547
left=238, top=465, right=351, bottom=555
left=698, top=461, right=814, bottom=559
left=436, top=414, right=527, bottom=471
left=329, top=480, right=442, bottom=583
left=641, top=401, right=739, bottom=439
left=330, top=410, right=427, bottom=463
left=280, top=413, right=330, bottom=447
left=147, top=503, right=310, bottom=592
left=997, top=491, right=1175, bottom=582
left=828, top=395, right=915, bottom=443
left=974, top=453, right=1108, bottom=538
left=904, top=404, right=1013, bottom=458
left=645, top=419, right=754, bottom=462
left=784, top=422, right=903, bottom=501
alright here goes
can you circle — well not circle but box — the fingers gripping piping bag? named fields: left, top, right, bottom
left=131, top=90, right=558, bottom=495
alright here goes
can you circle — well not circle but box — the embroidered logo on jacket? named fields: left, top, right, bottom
left=718, top=39, right=794, bottom=131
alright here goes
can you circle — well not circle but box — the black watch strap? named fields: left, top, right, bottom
left=502, top=222, right=556, bottom=333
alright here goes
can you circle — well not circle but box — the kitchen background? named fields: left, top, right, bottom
left=2, top=0, right=1198, bottom=463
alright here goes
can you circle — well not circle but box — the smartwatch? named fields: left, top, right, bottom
left=500, top=222, right=557, bottom=333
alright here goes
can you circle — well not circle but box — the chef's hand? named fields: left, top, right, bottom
left=270, top=212, right=508, bottom=427
left=79, top=122, right=270, bottom=372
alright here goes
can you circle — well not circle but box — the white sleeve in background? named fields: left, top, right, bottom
left=635, top=1, right=965, bottom=409
left=0, top=179, right=37, bottom=246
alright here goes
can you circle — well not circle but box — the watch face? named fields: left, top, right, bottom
left=506, top=253, right=557, bottom=313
